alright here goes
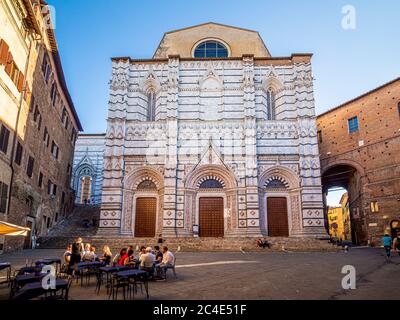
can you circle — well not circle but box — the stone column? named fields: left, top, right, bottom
left=98, top=60, right=128, bottom=236
left=162, top=55, right=180, bottom=237
left=294, top=62, right=327, bottom=238
left=242, top=55, right=262, bottom=237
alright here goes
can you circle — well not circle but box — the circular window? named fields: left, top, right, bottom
left=194, top=40, right=229, bottom=58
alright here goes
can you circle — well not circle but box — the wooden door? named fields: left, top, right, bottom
left=267, top=197, right=289, bottom=237
left=135, top=197, right=157, bottom=238
left=199, top=197, right=224, bottom=237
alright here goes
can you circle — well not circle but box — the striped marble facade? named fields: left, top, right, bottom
left=98, top=23, right=327, bottom=239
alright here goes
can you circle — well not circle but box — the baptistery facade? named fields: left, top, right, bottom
left=98, top=23, right=326, bottom=239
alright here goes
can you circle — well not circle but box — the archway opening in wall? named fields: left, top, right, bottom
left=199, top=197, right=224, bottom=238
left=267, top=197, right=289, bottom=237
left=135, top=197, right=157, bottom=238
left=80, top=176, right=92, bottom=204
left=322, top=164, right=364, bottom=245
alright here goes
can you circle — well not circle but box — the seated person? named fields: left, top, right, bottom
left=100, top=245, right=113, bottom=265
left=117, top=248, right=128, bottom=266
left=155, top=246, right=175, bottom=279
left=261, top=238, right=271, bottom=249
left=154, top=246, right=163, bottom=264
left=63, top=244, right=72, bottom=267
left=140, top=247, right=155, bottom=268
left=123, top=249, right=136, bottom=266
left=138, top=246, right=146, bottom=259
left=82, top=245, right=97, bottom=262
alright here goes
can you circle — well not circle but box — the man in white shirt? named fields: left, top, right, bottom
left=140, top=247, right=156, bottom=269
left=156, top=246, right=175, bottom=279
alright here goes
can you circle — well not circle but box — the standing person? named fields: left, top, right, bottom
left=69, top=237, right=84, bottom=274
left=393, top=232, right=400, bottom=256
left=157, top=234, right=164, bottom=245
left=382, top=233, right=392, bottom=259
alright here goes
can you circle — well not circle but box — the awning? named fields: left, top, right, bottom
left=0, top=221, right=30, bottom=236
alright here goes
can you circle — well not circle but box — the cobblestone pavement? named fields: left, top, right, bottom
left=0, top=248, right=399, bottom=300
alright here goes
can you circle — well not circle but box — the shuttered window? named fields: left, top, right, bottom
left=0, top=39, right=9, bottom=65
left=26, top=156, right=35, bottom=178
left=15, top=141, right=23, bottom=165
left=0, top=181, right=9, bottom=214
left=0, top=124, right=10, bottom=154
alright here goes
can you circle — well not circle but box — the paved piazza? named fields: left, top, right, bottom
left=0, top=248, right=399, bottom=300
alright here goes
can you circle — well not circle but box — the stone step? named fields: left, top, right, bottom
left=37, top=235, right=339, bottom=253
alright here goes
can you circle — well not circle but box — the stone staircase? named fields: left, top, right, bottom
left=39, top=205, right=100, bottom=247
left=38, top=205, right=338, bottom=252
left=38, top=235, right=338, bottom=253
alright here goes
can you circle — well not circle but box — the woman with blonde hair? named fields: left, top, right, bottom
left=100, top=245, right=113, bottom=265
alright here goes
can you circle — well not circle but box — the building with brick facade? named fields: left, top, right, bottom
left=98, top=23, right=327, bottom=240
left=317, top=78, right=400, bottom=246
left=0, top=0, right=82, bottom=253
left=71, top=134, right=105, bottom=205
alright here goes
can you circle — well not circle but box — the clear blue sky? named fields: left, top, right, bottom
left=48, top=0, right=399, bottom=205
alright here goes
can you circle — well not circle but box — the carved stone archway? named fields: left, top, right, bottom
left=121, top=166, right=164, bottom=236
left=259, top=166, right=302, bottom=237
left=184, top=165, right=239, bottom=237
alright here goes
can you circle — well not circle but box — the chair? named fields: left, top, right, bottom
left=165, top=257, right=177, bottom=279
left=95, top=269, right=105, bottom=295
left=109, top=275, right=130, bottom=300
left=128, top=273, right=149, bottom=300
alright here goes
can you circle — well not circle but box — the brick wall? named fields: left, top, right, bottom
left=317, top=78, right=400, bottom=245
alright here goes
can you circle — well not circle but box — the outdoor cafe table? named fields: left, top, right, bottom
left=15, top=273, right=46, bottom=288
left=12, top=279, right=68, bottom=300
left=17, top=266, right=41, bottom=275
left=70, top=261, right=104, bottom=272
left=35, top=259, right=62, bottom=275
left=71, top=261, right=104, bottom=286
left=114, top=269, right=149, bottom=300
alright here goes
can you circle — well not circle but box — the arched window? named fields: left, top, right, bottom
left=267, top=89, right=276, bottom=120
left=147, top=90, right=156, bottom=121
left=199, top=179, right=224, bottom=189
left=137, top=180, right=157, bottom=191
left=194, top=41, right=228, bottom=58
left=265, top=177, right=289, bottom=189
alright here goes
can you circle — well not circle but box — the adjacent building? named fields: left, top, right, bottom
left=327, top=193, right=351, bottom=241
left=318, top=78, right=400, bottom=245
left=0, top=0, right=82, bottom=253
left=71, top=134, right=105, bottom=205
left=98, top=23, right=326, bottom=239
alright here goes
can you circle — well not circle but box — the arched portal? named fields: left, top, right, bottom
left=121, top=167, right=164, bottom=237
left=80, top=176, right=93, bottom=204
left=73, top=164, right=96, bottom=204
left=184, top=165, right=238, bottom=237
left=322, top=162, right=366, bottom=245
left=259, top=166, right=302, bottom=237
